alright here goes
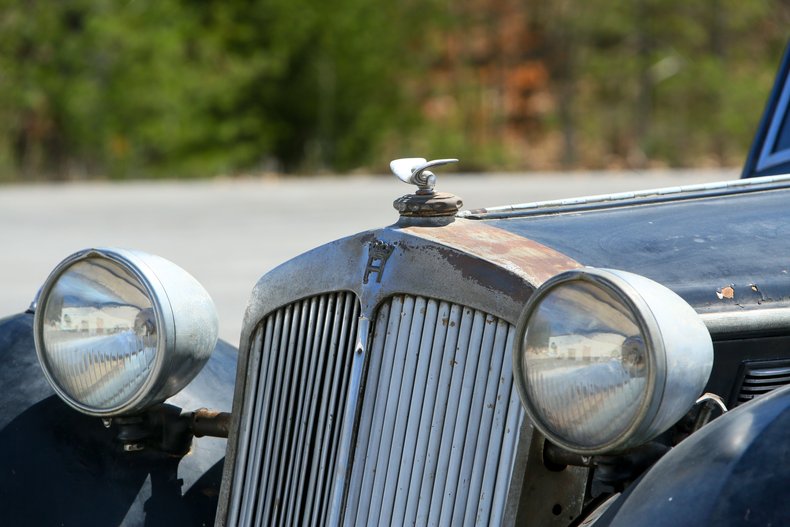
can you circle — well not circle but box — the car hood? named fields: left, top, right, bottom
left=404, top=176, right=790, bottom=322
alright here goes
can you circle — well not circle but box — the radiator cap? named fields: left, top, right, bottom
left=390, top=157, right=463, bottom=217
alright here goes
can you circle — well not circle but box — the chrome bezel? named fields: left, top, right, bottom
left=513, top=267, right=669, bottom=455
left=34, top=248, right=178, bottom=416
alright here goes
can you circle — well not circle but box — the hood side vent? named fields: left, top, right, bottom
left=734, top=358, right=790, bottom=405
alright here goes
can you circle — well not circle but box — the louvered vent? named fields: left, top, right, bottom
left=228, top=292, right=360, bottom=527
left=344, top=295, right=524, bottom=526
left=736, top=359, right=790, bottom=405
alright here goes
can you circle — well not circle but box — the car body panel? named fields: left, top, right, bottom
left=596, top=382, right=790, bottom=526
left=0, top=312, right=237, bottom=526
left=484, top=184, right=790, bottom=314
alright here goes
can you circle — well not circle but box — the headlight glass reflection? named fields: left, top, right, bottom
left=40, top=258, right=160, bottom=411
left=521, top=280, right=650, bottom=448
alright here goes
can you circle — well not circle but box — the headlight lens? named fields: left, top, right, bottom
left=514, top=268, right=713, bottom=455
left=35, top=248, right=218, bottom=416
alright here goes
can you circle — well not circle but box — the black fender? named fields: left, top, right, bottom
left=0, top=312, right=237, bottom=526
left=598, top=382, right=790, bottom=526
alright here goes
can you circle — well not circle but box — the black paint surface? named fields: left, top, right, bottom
left=0, top=312, right=237, bottom=526
left=597, top=383, right=790, bottom=526
left=488, top=187, right=790, bottom=312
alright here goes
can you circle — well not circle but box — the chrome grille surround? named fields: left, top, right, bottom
left=218, top=224, right=587, bottom=526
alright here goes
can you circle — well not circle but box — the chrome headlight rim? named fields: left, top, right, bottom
left=33, top=248, right=175, bottom=417
left=513, top=267, right=670, bottom=455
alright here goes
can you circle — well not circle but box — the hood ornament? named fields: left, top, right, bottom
left=390, top=158, right=458, bottom=195
left=390, top=157, right=463, bottom=218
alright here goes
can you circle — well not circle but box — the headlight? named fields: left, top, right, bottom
left=34, top=248, right=218, bottom=417
left=513, top=267, right=713, bottom=455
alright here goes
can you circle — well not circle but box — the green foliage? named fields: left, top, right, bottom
left=0, top=0, right=788, bottom=178
left=0, top=0, right=439, bottom=178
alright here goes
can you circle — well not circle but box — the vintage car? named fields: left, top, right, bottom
left=4, top=45, right=790, bottom=527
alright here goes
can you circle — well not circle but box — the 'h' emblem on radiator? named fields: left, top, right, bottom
left=364, top=241, right=394, bottom=284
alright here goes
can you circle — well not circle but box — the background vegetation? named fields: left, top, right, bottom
left=0, top=0, right=788, bottom=180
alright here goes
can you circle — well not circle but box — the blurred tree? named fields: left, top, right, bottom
left=0, top=0, right=438, bottom=178
left=0, top=0, right=788, bottom=178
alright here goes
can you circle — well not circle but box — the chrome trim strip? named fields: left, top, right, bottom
left=700, top=306, right=790, bottom=337
left=459, top=173, right=790, bottom=219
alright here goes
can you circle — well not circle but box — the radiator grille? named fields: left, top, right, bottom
left=344, top=295, right=524, bottom=526
left=736, top=359, right=790, bottom=405
left=228, top=292, right=360, bottom=527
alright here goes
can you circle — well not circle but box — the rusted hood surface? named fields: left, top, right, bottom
left=476, top=186, right=790, bottom=312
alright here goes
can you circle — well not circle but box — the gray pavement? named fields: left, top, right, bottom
left=0, top=169, right=736, bottom=343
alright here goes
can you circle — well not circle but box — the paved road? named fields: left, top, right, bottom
left=0, top=169, right=736, bottom=343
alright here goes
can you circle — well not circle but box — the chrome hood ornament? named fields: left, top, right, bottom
left=390, top=157, right=462, bottom=219
left=390, top=158, right=458, bottom=195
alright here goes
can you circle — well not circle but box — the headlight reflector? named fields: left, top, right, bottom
left=514, top=268, right=713, bottom=455
left=34, top=248, right=218, bottom=416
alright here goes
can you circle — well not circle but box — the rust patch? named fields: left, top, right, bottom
left=716, top=285, right=735, bottom=300
left=403, top=219, right=581, bottom=287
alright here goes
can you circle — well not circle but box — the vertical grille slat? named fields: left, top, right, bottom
left=302, top=295, right=340, bottom=525
left=282, top=298, right=320, bottom=526
left=230, top=292, right=360, bottom=527
left=243, top=316, right=278, bottom=527
left=231, top=325, right=265, bottom=527
left=363, top=295, right=408, bottom=524
left=390, top=298, right=441, bottom=527
left=344, top=296, right=523, bottom=527
left=378, top=295, right=427, bottom=525
left=258, top=305, right=293, bottom=525
left=317, top=294, right=358, bottom=525
left=463, top=320, right=512, bottom=525
left=429, top=305, right=476, bottom=527
left=415, top=303, right=463, bottom=525
left=402, top=300, right=452, bottom=524
left=270, top=301, right=310, bottom=525
left=451, top=313, right=500, bottom=525
left=287, top=296, right=329, bottom=526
